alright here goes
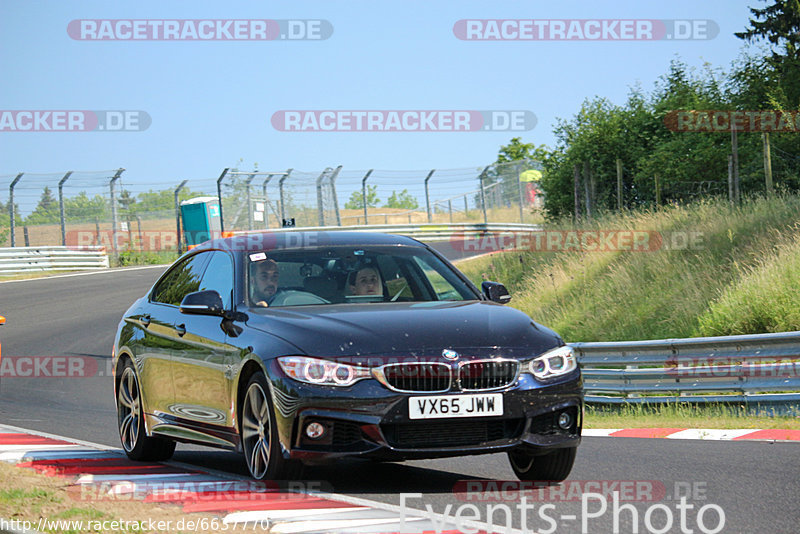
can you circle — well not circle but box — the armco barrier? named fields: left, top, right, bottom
left=0, top=246, right=109, bottom=274
left=571, top=331, right=800, bottom=408
left=231, top=222, right=542, bottom=243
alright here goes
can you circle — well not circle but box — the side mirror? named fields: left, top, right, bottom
left=481, top=281, right=511, bottom=304
left=180, top=290, right=225, bottom=316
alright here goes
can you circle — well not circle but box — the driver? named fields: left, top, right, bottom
left=251, top=258, right=280, bottom=307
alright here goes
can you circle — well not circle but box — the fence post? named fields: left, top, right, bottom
left=174, top=180, right=188, bottom=254
left=23, top=226, right=29, bottom=247
left=361, top=169, right=373, bottom=225
left=279, top=169, right=292, bottom=223
left=573, top=164, right=580, bottom=221
left=583, top=162, right=592, bottom=219
left=261, top=174, right=274, bottom=229
left=136, top=215, right=143, bottom=252
left=517, top=162, right=524, bottom=223
left=245, top=172, right=257, bottom=231
left=731, top=126, right=740, bottom=204
left=478, top=166, right=490, bottom=224
left=727, top=155, right=734, bottom=206
left=109, top=168, right=125, bottom=256
left=448, top=199, right=453, bottom=222
left=616, top=158, right=623, bottom=211
left=763, top=132, right=774, bottom=195
left=95, top=218, right=101, bottom=246
left=58, top=171, right=73, bottom=246
left=315, top=168, right=330, bottom=226
left=216, top=168, right=229, bottom=232
left=330, top=165, right=342, bottom=226
left=9, top=173, right=23, bottom=247
left=654, top=174, right=661, bottom=206
left=424, top=169, right=435, bottom=223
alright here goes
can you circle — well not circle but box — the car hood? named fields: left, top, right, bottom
left=245, top=300, right=561, bottom=360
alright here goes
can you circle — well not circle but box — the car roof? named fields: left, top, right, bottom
left=199, top=231, right=426, bottom=253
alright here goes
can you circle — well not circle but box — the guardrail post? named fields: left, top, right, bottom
left=478, top=166, right=490, bottom=224
left=109, top=168, right=125, bottom=256
left=315, top=168, right=330, bottom=226
left=8, top=173, right=23, bottom=247
left=245, top=172, right=257, bottom=231
left=174, top=180, right=188, bottom=254
left=424, top=169, right=435, bottom=223
left=216, top=168, right=230, bottom=233
left=58, top=171, right=73, bottom=246
left=279, top=169, right=292, bottom=223
left=330, top=165, right=342, bottom=226
left=361, top=169, right=373, bottom=225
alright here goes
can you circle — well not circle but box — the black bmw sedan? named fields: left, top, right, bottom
left=112, top=231, right=582, bottom=481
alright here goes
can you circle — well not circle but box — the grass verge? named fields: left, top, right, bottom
left=0, top=459, right=220, bottom=533
left=583, top=403, right=800, bottom=430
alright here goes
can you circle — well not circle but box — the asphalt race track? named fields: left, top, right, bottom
left=1, top=254, right=799, bottom=533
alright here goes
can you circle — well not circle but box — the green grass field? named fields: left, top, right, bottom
left=458, top=195, right=800, bottom=341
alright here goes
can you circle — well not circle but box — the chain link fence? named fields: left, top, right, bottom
left=0, top=161, right=546, bottom=253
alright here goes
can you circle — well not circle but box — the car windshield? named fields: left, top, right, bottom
left=246, top=245, right=477, bottom=307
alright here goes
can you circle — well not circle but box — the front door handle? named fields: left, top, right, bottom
left=175, top=324, right=186, bottom=337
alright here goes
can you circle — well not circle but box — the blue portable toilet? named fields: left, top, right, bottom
left=180, top=197, right=222, bottom=247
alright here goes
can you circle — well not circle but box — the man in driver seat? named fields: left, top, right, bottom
left=251, top=258, right=281, bottom=307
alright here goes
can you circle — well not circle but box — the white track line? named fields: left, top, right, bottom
left=0, top=264, right=167, bottom=284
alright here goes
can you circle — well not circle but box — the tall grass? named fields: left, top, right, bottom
left=457, top=195, right=800, bottom=341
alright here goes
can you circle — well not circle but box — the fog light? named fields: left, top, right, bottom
left=305, top=422, right=326, bottom=440
left=558, top=412, right=572, bottom=430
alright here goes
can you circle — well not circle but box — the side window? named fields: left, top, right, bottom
left=200, top=251, right=234, bottom=309
left=151, top=253, right=211, bottom=306
left=413, top=256, right=466, bottom=301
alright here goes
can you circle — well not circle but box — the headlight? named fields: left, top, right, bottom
left=526, top=345, right=577, bottom=380
left=277, top=356, right=372, bottom=387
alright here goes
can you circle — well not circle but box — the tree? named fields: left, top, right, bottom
left=26, top=187, right=60, bottom=224
left=345, top=185, right=380, bottom=209
left=384, top=189, right=419, bottom=209
left=490, top=138, right=550, bottom=206
left=736, top=0, right=800, bottom=106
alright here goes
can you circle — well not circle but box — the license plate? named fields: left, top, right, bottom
left=408, top=393, right=503, bottom=420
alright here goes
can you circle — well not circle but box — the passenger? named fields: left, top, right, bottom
left=349, top=266, right=382, bottom=296
left=251, top=258, right=280, bottom=307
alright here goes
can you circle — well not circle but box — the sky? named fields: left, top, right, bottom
left=0, top=0, right=767, bottom=214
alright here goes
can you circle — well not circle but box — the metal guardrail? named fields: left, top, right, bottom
left=231, top=222, right=542, bottom=243
left=0, top=246, right=109, bottom=274
left=571, top=331, right=800, bottom=406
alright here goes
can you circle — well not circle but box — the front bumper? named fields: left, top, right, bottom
left=266, top=360, right=583, bottom=464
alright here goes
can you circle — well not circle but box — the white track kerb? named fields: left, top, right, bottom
left=0, top=424, right=487, bottom=534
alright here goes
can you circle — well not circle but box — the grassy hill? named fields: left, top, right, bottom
left=457, top=195, right=800, bottom=342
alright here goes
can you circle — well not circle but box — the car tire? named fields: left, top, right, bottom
left=116, top=359, right=176, bottom=462
left=240, top=371, right=303, bottom=480
left=508, top=447, right=577, bottom=482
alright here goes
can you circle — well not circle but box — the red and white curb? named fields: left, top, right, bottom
left=0, top=424, right=475, bottom=534
left=583, top=428, right=800, bottom=441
